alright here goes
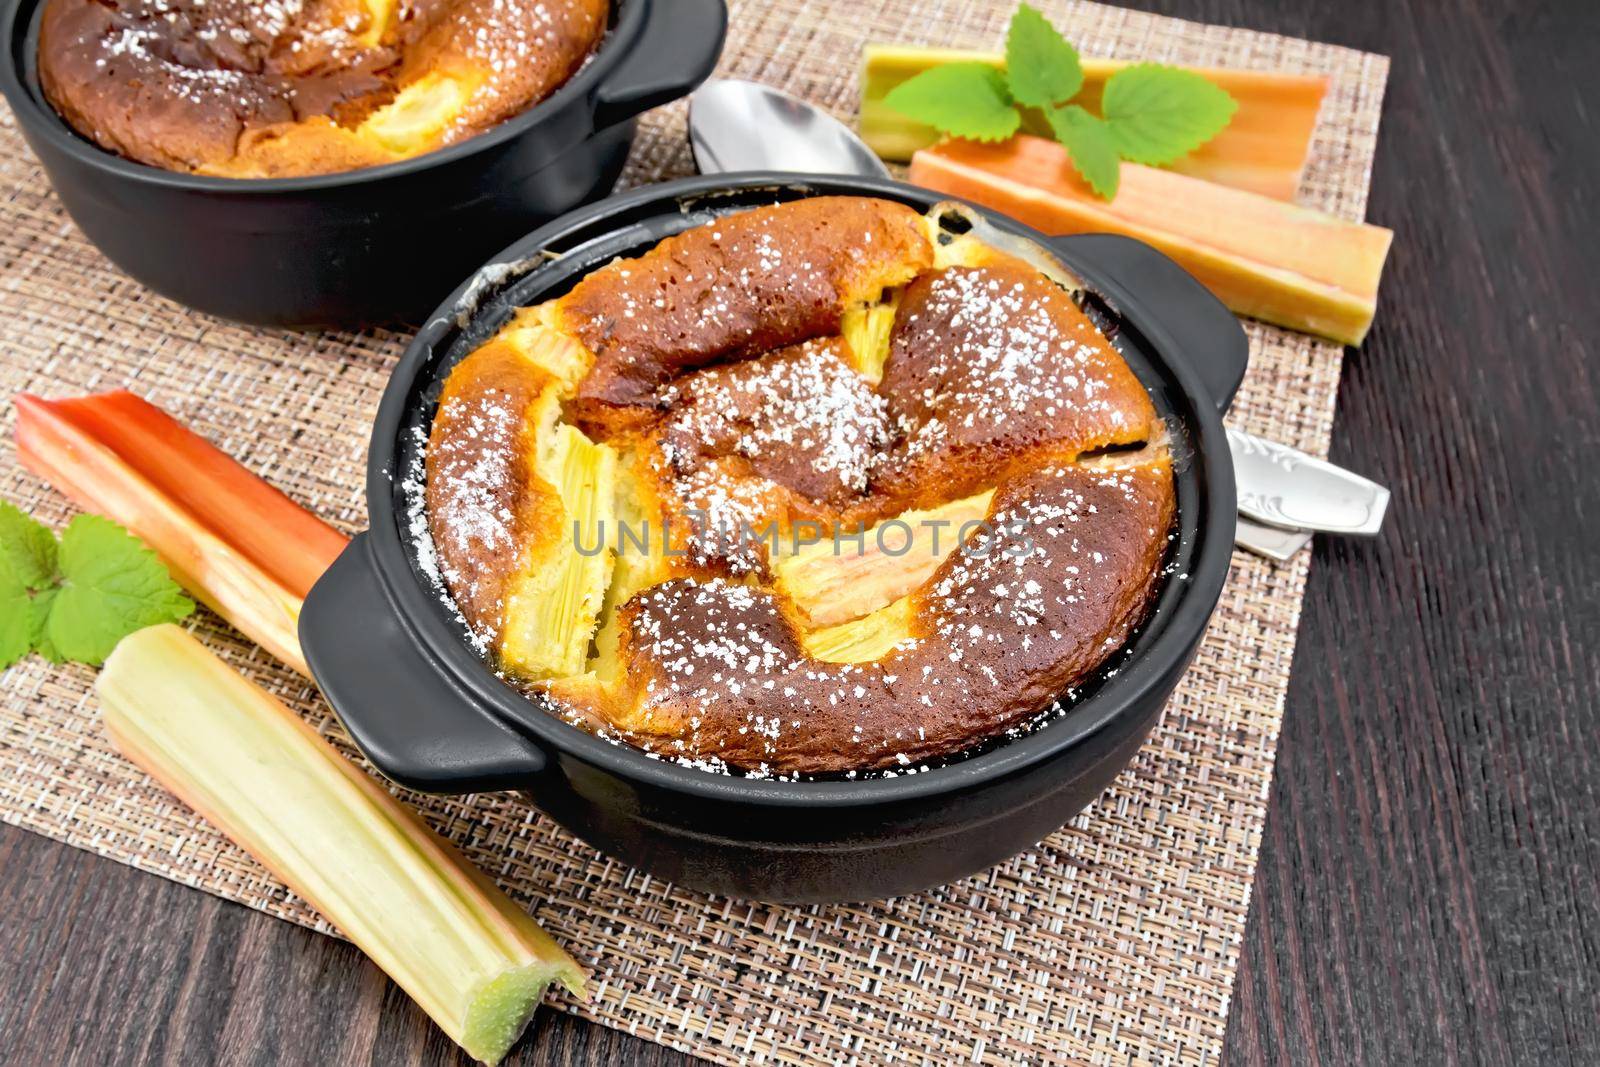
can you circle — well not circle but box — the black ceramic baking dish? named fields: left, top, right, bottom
left=300, top=174, right=1246, bottom=904
left=0, top=0, right=725, bottom=329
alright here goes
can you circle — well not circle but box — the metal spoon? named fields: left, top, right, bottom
left=687, top=78, right=1389, bottom=560
left=1228, top=429, right=1389, bottom=537
left=689, top=80, right=892, bottom=179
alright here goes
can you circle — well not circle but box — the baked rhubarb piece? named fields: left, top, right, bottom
left=423, top=196, right=1174, bottom=775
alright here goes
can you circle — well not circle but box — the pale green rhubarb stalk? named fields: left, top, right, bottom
left=98, top=624, right=586, bottom=1065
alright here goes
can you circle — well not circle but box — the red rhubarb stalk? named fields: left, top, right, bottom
left=14, top=392, right=347, bottom=675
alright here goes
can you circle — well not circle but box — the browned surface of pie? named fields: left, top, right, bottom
left=578, top=460, right=1173, bottom=775
left=558, top=196, right=933, bottom=434
left=423, top=336, right=558, bottom=646
left=423, top=196, right=1176, bottom=776
left=37, top=0, right=607, bottom=176
left=873, top=259, right=1157, bottom=507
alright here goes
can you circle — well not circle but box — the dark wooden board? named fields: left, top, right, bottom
left=0, top=826, right=701, bottom=1067
left=1209, top=0, right=1600, bottom=1062
left=2, top=0, right=1597, bottom=1064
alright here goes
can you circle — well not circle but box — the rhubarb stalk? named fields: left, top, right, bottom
left=14, top=392, right=347, bottom=674
left=909, top=135, right=1393, bottom=344
left=861, top=45, right=1330, bottom=202
left=98, top=624, right=586, bottom=1065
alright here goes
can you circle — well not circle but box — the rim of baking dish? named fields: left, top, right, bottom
left=371, top=174, right=1238, bottom=808
left=0, top=0, right=649, bottom=193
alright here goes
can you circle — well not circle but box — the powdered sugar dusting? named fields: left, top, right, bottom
left=611, top=460, right=1170, bottom=775
left=887, top=264, right=1142, bottom=466
left=401, top=422, right=494, bottom=655
left=653, top=339, right=894, bottom=572
left=413, top=205, right=1172, bottom=777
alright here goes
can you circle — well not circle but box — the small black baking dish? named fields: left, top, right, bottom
left=300, top=174, right=1246, bottom=904
left=0, top=0, right=725, bottom=329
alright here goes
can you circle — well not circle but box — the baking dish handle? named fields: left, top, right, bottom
left=1051, top=233, right=1249, bottom=413
left=300, top=533, right=549, bottom=795
left=593, top=0, right=727, bottom=130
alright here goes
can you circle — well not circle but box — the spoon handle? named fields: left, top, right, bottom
left=1228, top=428, right=1390, bottom=536
left=1235, top=518, right=1314, bottom=561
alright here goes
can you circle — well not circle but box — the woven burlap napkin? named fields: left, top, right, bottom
left=0, top=2, right=1388, bottom=1062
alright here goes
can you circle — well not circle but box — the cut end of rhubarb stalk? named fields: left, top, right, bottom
left=97, top=624, right=585, bottom=1065
left=465, top=962, right=586, bottom=1064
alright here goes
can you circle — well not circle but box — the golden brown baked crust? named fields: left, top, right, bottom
left=423, top=197, right=1176, bottom=775
left=424, top=336, right=561, bottom=645
left=631, top=336, right=896, bottom=575
left=570, top=458, right=1173, bottom=775
left=37, top=0, right=607, bottom=176
left=875, top=259, right=1156, bottom=507
left=559, top=197, right=933, bottom=433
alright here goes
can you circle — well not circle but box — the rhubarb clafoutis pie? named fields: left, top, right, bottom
left=37, top=0, right=607, bottom=176
left=423, top=197, right=1175, bottom=777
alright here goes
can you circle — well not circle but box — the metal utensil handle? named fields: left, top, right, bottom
left=1228, top=428, right=1391, bottom=536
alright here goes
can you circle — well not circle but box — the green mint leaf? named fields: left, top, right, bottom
left=30, top=590, right=62, bottom=663
left=0, top=501, right=59, bottom=592
left=25, top=589, right=60, bottom=664
left=1046, top=104, right=1121, bottom=199
left=40, top=514, right=193, bottom=666
left=0, top=571, right=38, bottom=670
left=1100, top=64, right=1238, bottom=165
left=883, top=62, right=1021, bottom=142
left=0, top=502, right=58, bottom=670
left=1004, top=3, right=1084, bottom=108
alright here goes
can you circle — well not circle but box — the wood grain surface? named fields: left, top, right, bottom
left=1, top=0, right=1596, bottom=1064
left=1214, top=0, right=1600, bottom=1064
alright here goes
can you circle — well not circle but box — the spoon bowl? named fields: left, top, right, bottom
left=689, top=79, right=892, bottom=178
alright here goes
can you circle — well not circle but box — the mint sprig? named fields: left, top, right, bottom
left=0, top=503, right=193, bottom=669
left=1099, top=63, right=1238, bottom=164
left=883, top=3, right=1239, bottom=199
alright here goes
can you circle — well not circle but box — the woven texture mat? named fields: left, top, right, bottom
left=0, top=3, right=1388, bottom=1063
